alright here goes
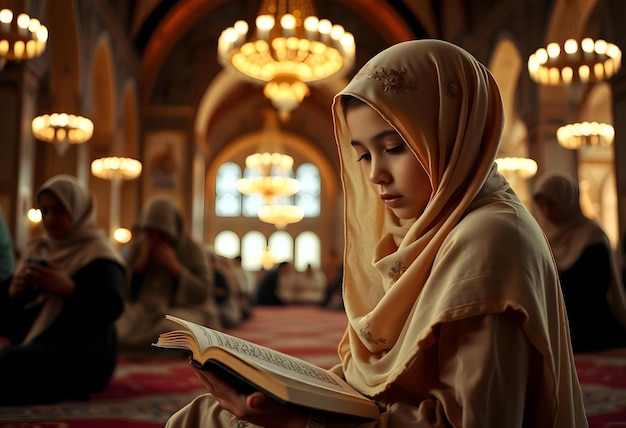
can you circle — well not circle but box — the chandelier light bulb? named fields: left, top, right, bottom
left=528, top=38, right=622, bottom=85
left=495, top=157, right=538, bottom=179
left=91, top=157, right=143, bottom=180
left=32, top=113, right=94, bottom=156
left=0, top=8, right=47, bottom=62
left=556, top=121, right=614, bottom=150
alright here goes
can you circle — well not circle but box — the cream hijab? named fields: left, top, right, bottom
left=20, top=175, right=123, bottom=343
left=533, top=171, right=626, bottom=329
left=333, top=40, right=545, bottom=395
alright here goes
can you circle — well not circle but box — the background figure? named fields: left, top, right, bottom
left=231, top=255, right=257, bottom=306
left=256, top=261, right=296, bottom=306
left=533, top=172, right=626, bottom=352
left=294, top=263, right=327, bottom=304
left=0, top=175, right=125, bottom=405
left=116, top=196, right=220, bottom=358
left=0, top=207, right=14, bottom=283
left=207, top=250, right=249, bottom=328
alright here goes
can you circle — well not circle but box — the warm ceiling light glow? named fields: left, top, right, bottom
left=0, top=8, right=48, bottom=69
left=258, top=204, right=304, bottom=229
left=528, top=38, right=622, bottom=85
left=218, top=0, right=355, bottom=120
left=27, top=208, right=41, bottom=223
left=113, top=227, right=132, bottom=244
left=32, top=113, right=94, bottom=156
left=556, top=121, right=614, bottom=150
left=237, top=152, right=300, bottom=204
left=495, top=157, right=538, bottom=178
left=91, top=157, right=142, bottom=180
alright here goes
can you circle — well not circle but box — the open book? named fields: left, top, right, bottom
left=153, top=315, right=379, bottom=420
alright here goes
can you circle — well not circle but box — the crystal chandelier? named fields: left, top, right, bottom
left=495, top=157, right=538, bottom=178
left=218, top=0, right=355, bottom=120
left=556, top=121, right=614, bottom=149
left=0, top=6, right=48, bottom=71
left=258, top=202, right=304, bottom=229
left=237, top=152, right=300, bottom=203
left=32, top=113, right=94, bottom=156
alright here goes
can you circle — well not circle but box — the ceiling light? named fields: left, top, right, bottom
left=218, top=0, right=355, bottom=120
left=556, top=121, right=614, bottom=149
left=32, top=113, right=94, bottom=156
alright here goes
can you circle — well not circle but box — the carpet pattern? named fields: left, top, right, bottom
left=1, top=306, right=626, bottom=427
left=0, top=306, right=346, bottom=427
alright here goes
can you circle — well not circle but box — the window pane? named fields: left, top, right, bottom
left=241, top=231, right=267, bottom=271
left=242, top=193, right=263, bottom=217
left=214, top=231, right=240, bottom=258
left=295, top=232, right=321, bottom=271
left=269, top=231, right=293, bottom=263
left=295, top=163, right=320, bottom=218
left=216, top=162, right=241, bottom=216
left=216, top=193, right=241, bottom=216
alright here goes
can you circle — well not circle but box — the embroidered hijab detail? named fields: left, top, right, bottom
left=359, top=314, right=387, bottom=345
left=357, top=65, right=418, bottom=95
left=388, top=261, right=407, bottom=284
left=443, top=79, right=461, bottom=99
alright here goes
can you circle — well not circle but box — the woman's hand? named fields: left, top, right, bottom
left=151, top=241, right=182, bottom=278
left=24, top=261, right=75, bottom=296
left=8, top=264, right=34, bottom=297
left=192, top=364, right=309, bottom=428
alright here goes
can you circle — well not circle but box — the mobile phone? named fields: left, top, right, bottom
left=26, top=257, right=49, bottom=267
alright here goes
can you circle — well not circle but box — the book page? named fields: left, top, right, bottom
left=168, top=315, right=356, bottom=396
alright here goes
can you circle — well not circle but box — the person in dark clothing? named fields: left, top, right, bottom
left=0, top=175, right=126, bottom=405
left=533, top=171, right=626, bottom=352
left=255, top=261, right=294, bottom=306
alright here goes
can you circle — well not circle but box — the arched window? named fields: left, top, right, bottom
left=215, top=162, right=241, bottom=216
left=294, top=231, right=321, bottom=270
left=296, top=163, right=320, bottom=217
left=214, top=230, right=240, bottom=258
left=269, top=231, right=293, bottom=263
left=241, top=231, right=267, bottom=271
left=213, top=160, right=323, bottom=272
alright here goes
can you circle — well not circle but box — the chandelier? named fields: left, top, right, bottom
left=91, top=156, right=142, bottom=180
left=556, top=121, right=614, bottom=149
left=0, top=7, right=48, bottom=71
left=218, top=0, right=355, bottom=120
left=92, top=157, right=142, bottom=242
left=528, top=38, right=622, bottom=85
left=32, top=113, right=94, bottom=156
left=258, top=203, right=304, bottom=229
left=237, top=152, right=300, bottom=203
left=495, top=157, right=538, bottom=178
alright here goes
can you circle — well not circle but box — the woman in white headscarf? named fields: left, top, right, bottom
left=165, top=40, right=587, bottom=427
left=533, top=171, right=626, bottom=352
left=116, top=195, right=220, bottom=357
left=0, top=175, right=126, bottom=405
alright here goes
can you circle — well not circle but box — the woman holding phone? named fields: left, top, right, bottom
left=0, top=174, right=126, bottom=405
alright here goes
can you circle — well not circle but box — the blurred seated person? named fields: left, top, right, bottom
left=231, top=255, right=257, bottom=306
left=256, top=261, right=296, bottom=306
left=293, top=263, right=327, bottom=304
left=0, top=175, right=126, bottom=404
left=533, top=171, right=626, bottom=352
left=207, top=250, right=249, bottom=328
left=0, top=207, right=14, bottom=284
left=116, top=196, right=220, bottom=357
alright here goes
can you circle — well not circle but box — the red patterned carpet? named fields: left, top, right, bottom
left=1, top=305, right=626, bottom=427
left=0, top=306, right=347, bottom=427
